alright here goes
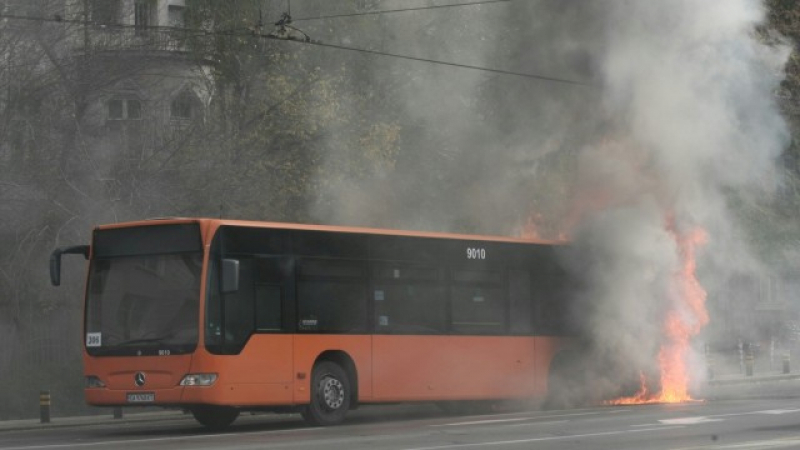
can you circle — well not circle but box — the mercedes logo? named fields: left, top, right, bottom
left=134, top=372, right=146, bottom=387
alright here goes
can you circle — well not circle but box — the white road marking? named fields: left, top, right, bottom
left=659, top=416, right=723, bottom=425
left=0, top=427, right=325, bottom=450
left=433, top=418, right=530, bottom=427
left=755, top=409, right=800, bottom=415
left=645, top=407, right=800, bottom=428
left=698, top=437, right=800, bottom=449
left=401, top=426, right=685, bottom=450
left=498, top=420, right=569, bottom=428
left=432, top=409, right=629, bottom=427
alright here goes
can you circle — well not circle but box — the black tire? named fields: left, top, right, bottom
left=301, top=361, right=351, bottom=426
left=191, top=405, right=239, bottom=431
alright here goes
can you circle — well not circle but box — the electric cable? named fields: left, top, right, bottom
left=0, top=10, right=594, bottom=87
left=291, top=0, right=511, bottom=22
left=262, top=34, right=594, bottom=87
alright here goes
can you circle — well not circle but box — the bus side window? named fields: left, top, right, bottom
left=223, top=257, right=256, bottom=348
left=535, top=261, right=569, bottom=335
left=372, top=264, right=445, bottom=335
left=205, top=259, right=222, bottom=347
left=509, top=270, right=533, bottom=334
left=255, top=258, right=285, bottom=331
left=297, top=259, right=367, bottom=333
left=450, top=269, right=506, bottom=335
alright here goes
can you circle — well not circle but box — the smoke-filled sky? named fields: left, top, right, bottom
left=308, top=0, right=790, bottom=396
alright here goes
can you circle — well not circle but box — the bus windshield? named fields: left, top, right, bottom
left=84, top=224, right=204, bottom=356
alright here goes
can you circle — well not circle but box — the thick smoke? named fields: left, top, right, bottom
left=563, top=0, right=789, bottom=397
left=309, top=1, right=790, bottom=398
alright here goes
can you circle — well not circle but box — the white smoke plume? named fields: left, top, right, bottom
left=306, top=0, right=790, bottom=399
left=561, top=0, right=790, bottom=399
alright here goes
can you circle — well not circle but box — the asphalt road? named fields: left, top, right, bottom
left=3, top=399, right=800, bottom=450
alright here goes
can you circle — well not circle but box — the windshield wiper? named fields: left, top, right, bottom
left=114, top=335, right=174, bottom=347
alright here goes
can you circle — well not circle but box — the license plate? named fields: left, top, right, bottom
left=126, top=392, right=155, bottom=403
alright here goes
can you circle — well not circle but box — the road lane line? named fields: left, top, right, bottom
left=690, top=436, right=800, bottom=449
left=659, top=416, right=723, bottom=425
left=432, top=409, right=629, bottom=427
left=0, top=427, right=326, bottom=450
left=401, top=426, right=685, bottom=450
left=498, top=420, right=569, bottom=428
left=755, top=409, right=800, bottom=415
left=432, top=418, right=530, bottom=427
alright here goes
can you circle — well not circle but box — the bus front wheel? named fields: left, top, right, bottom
left=191, top=405, right=240, bottom=431
left=302, top=361, right=351, bottom=426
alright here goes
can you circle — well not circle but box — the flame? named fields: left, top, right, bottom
left=519, top=214, right=544, bottom=240
left=518, top=213, right=569, bottom=242
left=607, top=223, right=708, bottom=405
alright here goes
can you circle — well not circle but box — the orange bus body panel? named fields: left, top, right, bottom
left=179, top=335, right=374, bottom=407
left=370, top=336, right=565, bottom=402
left=95, top=218, right=559, bottom=246
left=84, top=335, right=567, bottom=407
left=532, top=336, right=570, bottom=395
left=179, top=335, right=295, bottom=406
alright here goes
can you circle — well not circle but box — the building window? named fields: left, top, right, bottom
left=135, top=0, right=155, bottom=31
left=108, top=97, right=142, bottom=120
left=91, top=0, right=120, bottom=25
left=168, top=5, right=185, bottom=28
left=170, top=90, right=198, bottom=120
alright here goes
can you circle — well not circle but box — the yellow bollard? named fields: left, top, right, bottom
left=39, top=391, right=51, bottom=424
left=783, top=352, right=791, bottom=374
left=745, top=353, right=754, bottom=377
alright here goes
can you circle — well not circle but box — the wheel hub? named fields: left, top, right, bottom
left=320, top=376, right=345, bottom=410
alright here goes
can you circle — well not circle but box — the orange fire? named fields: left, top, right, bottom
left=518, top=214, right=569, bottom=242
left=607, top=224, right=709, bottom=405
left=519, top=214, right=544, bottom=241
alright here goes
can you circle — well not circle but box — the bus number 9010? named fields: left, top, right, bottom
left=466, top=248, right=486, bottom=260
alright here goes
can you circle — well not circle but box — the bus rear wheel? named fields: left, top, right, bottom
left=191, top=405, right=240, bottom=431
left=302, top=361, right=351, bottom=426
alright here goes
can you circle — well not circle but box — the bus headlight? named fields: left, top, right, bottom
left=85, top=375, right=106, bottom=388
left=180, top=373, right=218, bottom=386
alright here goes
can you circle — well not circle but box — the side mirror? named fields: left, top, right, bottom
left=50, top=245, right=89, bottom=286
left=221, top=258, right=240, bottom=294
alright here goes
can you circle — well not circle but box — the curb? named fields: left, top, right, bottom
left=708, top=373, right=800, bottom=386
left=0, top=410, right=188, bottom=432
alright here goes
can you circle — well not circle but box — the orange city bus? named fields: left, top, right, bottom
left=49, top=218, right=580, bottom=429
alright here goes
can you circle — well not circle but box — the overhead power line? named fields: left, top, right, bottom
left=0, top=10, right=595, bottom=87
left=292, top=0, right=511, bottom=22
left=263, top=34, right=594, bottom=87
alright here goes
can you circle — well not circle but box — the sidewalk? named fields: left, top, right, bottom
left=0, top=409, right=188, bottom=432
left=700, top=357, right=800, bottom=400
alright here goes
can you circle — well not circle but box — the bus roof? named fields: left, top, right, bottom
left=95, top=217, right=566, bottom=246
